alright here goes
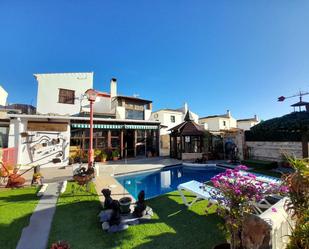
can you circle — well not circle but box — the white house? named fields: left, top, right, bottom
left=8, top=72, right=160, bottom=168
left=237, top=115, right=260, bottom=131
left=0, top=85, right=8, bottom=106
left=199, top=110, right=237, bottom=134
left=36, top=73, right=152, bottom=120
left=35, top=72, right=94, bottom=115
left=151, top=103, right=199, bottom=156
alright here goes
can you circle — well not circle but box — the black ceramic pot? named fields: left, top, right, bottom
left=119, top=197, right=132, bottom=214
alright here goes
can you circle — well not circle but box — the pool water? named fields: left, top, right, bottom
left=116, top=165, right=225, bottom=199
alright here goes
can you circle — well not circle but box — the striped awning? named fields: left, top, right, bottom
left=71, top=123, right=158, bottom=130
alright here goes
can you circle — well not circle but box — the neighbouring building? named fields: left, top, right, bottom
left=0, top=84, right=36, bottom=148
left=0, top=86, right=8, bottom=106
left=237, top=115, right=260, bottom=131
left=151, top=103, right=199, bottom=156
left=8, top=72, right=160, bottom=168
left=199, top=110, right=237, bottom=134
left=198, top=110, right=260, bottom=160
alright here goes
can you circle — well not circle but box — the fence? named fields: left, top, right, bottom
left=0, top=147, right=17, bottom=170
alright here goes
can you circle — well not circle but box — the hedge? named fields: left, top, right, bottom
left=245, top=112, right=309, bottom=142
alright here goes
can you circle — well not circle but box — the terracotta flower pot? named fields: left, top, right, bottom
left=73, top=174, right=93, bottom=186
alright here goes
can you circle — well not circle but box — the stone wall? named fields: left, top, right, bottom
left=182, top=153, right=203, bottom=160
left=246, top=141, right=304, bottom=161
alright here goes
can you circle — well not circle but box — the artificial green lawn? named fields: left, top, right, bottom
left=48, top=182, right=225, bottom=249
left=0, top=187, right=39, bottom=249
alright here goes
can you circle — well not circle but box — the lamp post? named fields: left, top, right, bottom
left=85, top=89, right=98, bottom=169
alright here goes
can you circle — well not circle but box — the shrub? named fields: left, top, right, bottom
left=245, top=112, right=309, bottom=142
left=283, top=157, right=309, bottom=249
left=112, top=149, right=119, bottom=158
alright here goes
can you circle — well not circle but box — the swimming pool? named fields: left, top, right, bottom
left=115, top=164, right=225, bottom=199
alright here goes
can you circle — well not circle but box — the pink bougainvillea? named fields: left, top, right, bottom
left=208, top=165, right=288, bottom=249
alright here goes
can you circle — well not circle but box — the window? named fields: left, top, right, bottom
left=58, top=89, right=75, bottom=104
left=223, top=120, right=226, bottom=126
left=126, top=110, right=144, bottom=120
left=170, top=115, right=175, bottom=123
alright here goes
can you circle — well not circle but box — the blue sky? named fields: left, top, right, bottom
left=1, top=1, right=309, bottom=120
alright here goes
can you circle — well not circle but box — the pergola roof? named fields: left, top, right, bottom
left=169, top=111, right=205, bottom=136
left=291, top=101, right=309, bottom=107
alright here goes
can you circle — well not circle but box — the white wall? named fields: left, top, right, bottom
left=237, top=121, right=259, bottom=131
left=36, top=72, right=93, bottom=115
left=200, top=118, right=220, bottom=131
left=200, top=116, right=237, bottom=132
left=0, top=86, right=8, bottom=106
left=81, top=95, right=112, bottom=114
left=190, top=111, right=199, bottom=124
left=151, top=111, right=183, bottom=135
left=116, top=106, right=126, bottom=119
left=8, top=117, right=70, bottom=168
left=144, top=109, right=152, bottom=121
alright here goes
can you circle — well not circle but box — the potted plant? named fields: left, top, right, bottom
left=50, top=240, right=71, bottom=249
left=32, top=172, right=43, bottom=185
left=94, top=149, right=102, bottom=162
left=283, top=157, right=309, bottom=249
left=101, top=151, right=107, bottom=163
left=112, top=149, right=119, bottom=161
left=68, top=155, right=75, bottom=165
left=281, top=154, right=291, bottom=168
left=119, top=196, right=132, bottom=214
left=208, top=165, right=286, bottom=249
left=73, top=167, right=95, bottom=186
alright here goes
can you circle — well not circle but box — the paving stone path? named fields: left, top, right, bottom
left=16, top=182, right=61, bottom=249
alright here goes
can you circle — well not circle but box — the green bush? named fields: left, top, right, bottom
left=245, top=112, right=309, bottom=142
left=283, top=157, right=309, bottom=249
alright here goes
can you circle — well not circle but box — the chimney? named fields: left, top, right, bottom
left=110, top=78, right=117, bottom=97
left=254, top=114, right=258, bottom=121
left=184, top=102, right=188, bottom=114
left=227, top=110, right=231, bottom=117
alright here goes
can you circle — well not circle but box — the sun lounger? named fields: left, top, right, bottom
left=178, top=178, right=283, bottom=213
left=177, top=180, right=222, bottom=208
left=239, top=171, right=282, bottom=185
left=253, top=173, right=282, bottom=185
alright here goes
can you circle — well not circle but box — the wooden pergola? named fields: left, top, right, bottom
left=169, top=111, right=205, bottom=160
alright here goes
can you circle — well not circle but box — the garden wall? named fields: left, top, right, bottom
left=182, top=152, right=203, bottom=160
left=246, top=141, right=304, bottom=161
